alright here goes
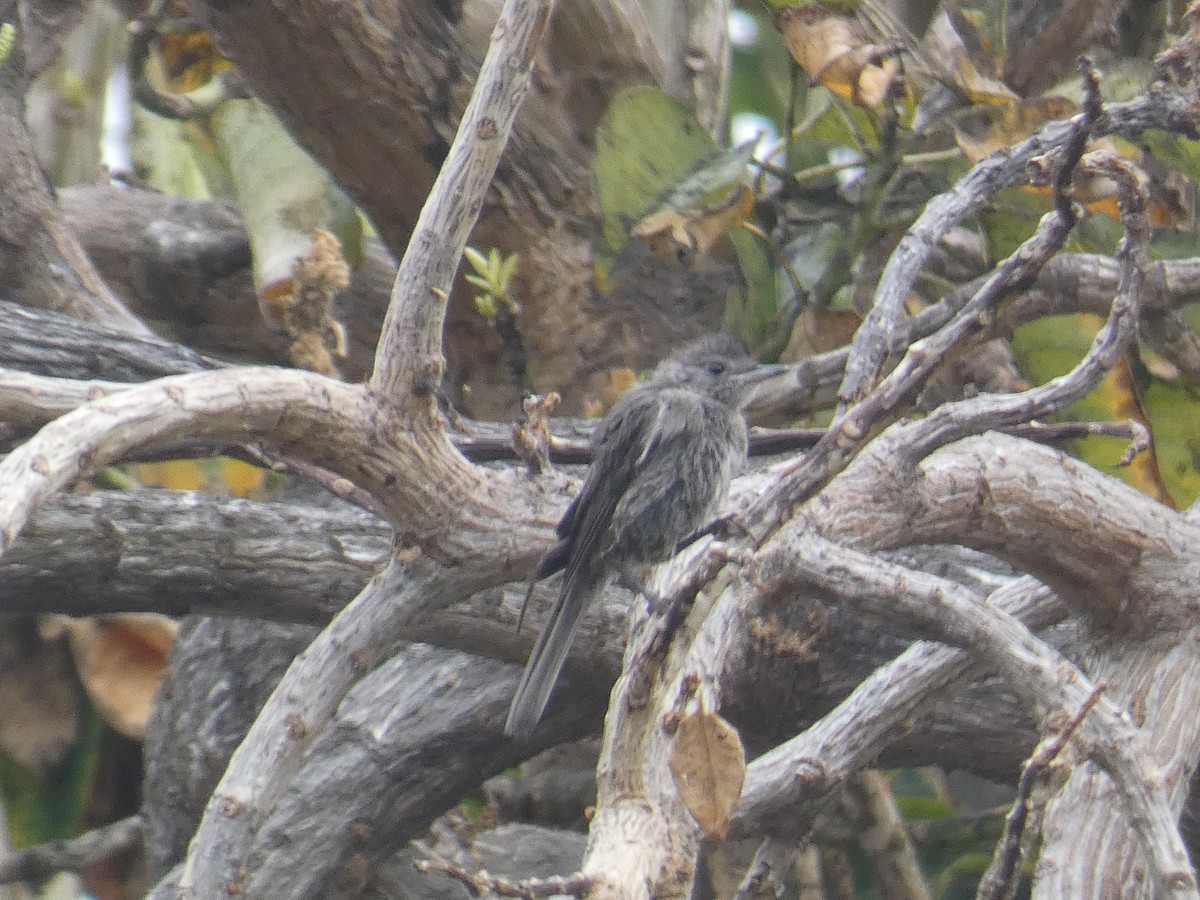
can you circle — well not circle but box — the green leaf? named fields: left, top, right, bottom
left=0, top=707, right=101, bottom=846
left=463, top=245, right=490, bottom=275
left=593, top=86, right=779, bottom=345
left=727, top=226, right=780, bottom=346
left=1130, top=360, right=1200, bottom=509
left=804, top=88, right=880, bottom=154
left=784, top=220, right=847, bottom=303
left=498, top=251, right=520, bottom=288
left=594, top=86, right=725, bottom=255
left=474, top=294, right=498, bottom=319
left=1140, top=128, right=1200, bottom=183
left=1011, top=313, right=1200, bottom=506
left=0, top=23, right=14, bottom=66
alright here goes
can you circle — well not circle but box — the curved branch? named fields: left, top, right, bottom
left=174, top=559, right=409, bottom=895
left=813, top=430, right=1200, bottom=624
left=742, top=180, right=1081, bottom=538
left=0, top=368, right=370, bottom=555
left=731, top=577, right=1060, bottom=838
left=900, top=151, right=1149, bottom=461
left=755, top=531, right=1197, bottom=898
left=0, top=815, right=144, bottom=885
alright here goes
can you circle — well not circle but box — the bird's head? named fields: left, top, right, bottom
left=657, top=334, right=788, bottom=408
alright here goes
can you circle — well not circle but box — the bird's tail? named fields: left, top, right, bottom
left=505, top=576, right=601, bottom=738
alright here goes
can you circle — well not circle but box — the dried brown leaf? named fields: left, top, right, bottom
left=668, top=710, right=746, bottom=840
left=775, top=5, right=901, bottom=108
left=56, top=614, right=179, bottom=740
left=633, top=185, right=755, bottom=265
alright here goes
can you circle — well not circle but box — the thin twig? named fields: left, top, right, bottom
left=737, top=74, right=1106, bottom=535
left=0, top=816, right=143, bottom=885
left=743, top=199, right=1081, bottom=535
left=837, top=57, right=1108, bottom=407
left=415, top=859, right=593, bottom=899
left=976, top=686, right=1105, bottom=900
left=899, top=151, right=1150, bottom=462
left=732, top=838, right=794, bottom=900
left=171, top=0, right=555, bottom=892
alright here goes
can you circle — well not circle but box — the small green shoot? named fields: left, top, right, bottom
left=464, top=245, right=520, bottom=321
left=0, top=24, right=16, bottom=66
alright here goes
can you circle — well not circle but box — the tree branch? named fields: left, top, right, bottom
left=0, top=72, right=151, bottom=335
left=754, top=531, right=1196, bottom=898
left=898, top=150, right=1149, bottom=462
left=370, top=0, right=555, bottom=398
left=838, top=74, right=1196, bottom=405
left=0, top=368, right=369, bottom=555
left=731, top=577, right=1061, bottom=839
left=0, top=815, right=144, bottom=885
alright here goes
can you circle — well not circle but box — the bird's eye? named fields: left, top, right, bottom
left=706, top=360, right=726, bottom=376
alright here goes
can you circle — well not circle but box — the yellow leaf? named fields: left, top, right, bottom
left=127, top=457, right=267, bottom=497
left=953, top=95, right=1077, bottom=163
left=154, top=28, right=230, bottom=94
left=221, top=457, right=268, bottom=498
left=582, top=367, right=639, bottom=417
left=1098, top=359, right=1174, bottom=508
left=129, top=459, right=206, bottom=492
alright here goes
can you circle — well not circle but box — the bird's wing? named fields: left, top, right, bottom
left=608, top=390, right=726, bottom=556
left=556, top=386, right=672, bottom=590
left=529, top=391, right=655, bottom=581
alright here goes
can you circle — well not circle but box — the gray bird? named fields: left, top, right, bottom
left=505, top=335, right=785, bottom=737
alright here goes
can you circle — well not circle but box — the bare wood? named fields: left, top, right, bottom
left=0, top=7, right=1196, bottom=898
left=0, top=815, right=144, bottom=885
left=183, top=0, right=741, bottom=416
left=756, top=531, right=1197, bottom=897
left=896, top=151, right=1148, bottom=463
left=235, top=643, right=596, bottom=898
left=163, top=0, right=560, bottom=891
left=0, top=483, right=1050, bottom=778
left=0, top=369, right=131, bottom=429
left=58, top=185, right=399, bottom=380
left=0, top=74, right=150, bottom=335
left=744, top=187, right=1083, bottom=540
left=819, top=433, right=1200, bottom=896
left=977, top=687, right=1103, bottom=900
left=174, top=559, right=409, bottom=895
left=731, top=578, right=1060, bottom=838
left=0, top=491, right=389, bottom=622
left=0, top=300, right=223, bottom=383
left=0, top=369, right=373, bottom=555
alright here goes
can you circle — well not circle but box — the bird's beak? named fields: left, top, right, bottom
left=735, top=363, right=791, bottom=387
